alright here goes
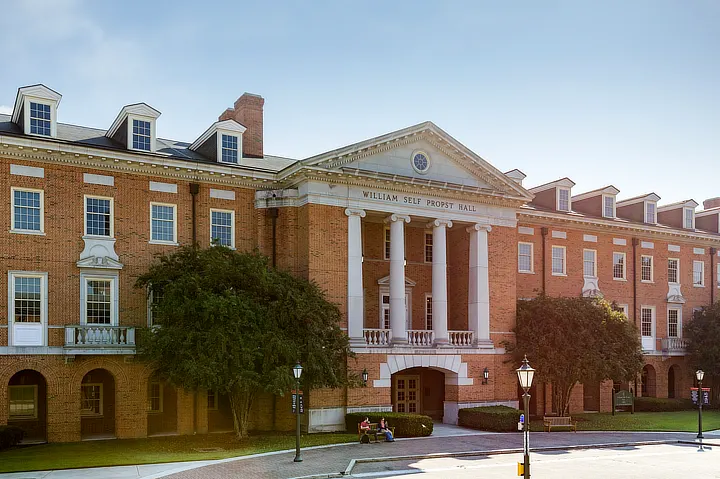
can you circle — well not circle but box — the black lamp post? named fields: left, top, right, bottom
left=517, top=356, right=535, bottom=479
left=482, top=367, right=489, bottom=385
left=293, top=362, right=303, bottom=463
left=362, top=368, right=369, bottom=386
left=696, top=369, right=704, bottom=440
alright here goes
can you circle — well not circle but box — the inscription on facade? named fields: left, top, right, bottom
left=362, top=191, right=477, bottom=212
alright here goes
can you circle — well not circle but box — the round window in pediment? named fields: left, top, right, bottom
left=411, top=150, right=430, bottom=174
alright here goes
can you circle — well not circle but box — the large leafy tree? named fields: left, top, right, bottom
left=684, top=302, right=720, bottom=403
left=506, top=295, right=644, bottom=416
left=136, top=245, right=352, bottom=438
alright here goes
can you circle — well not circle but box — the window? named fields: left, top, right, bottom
left=603, top=195, right=615, bottom=218
left=693, top=261, right=704, bottom=286
left=29, top=102, right=51, bottom=136
left=641, top=255, right=653, bottom=282
left=381, top=294, right=390, bottom=329
left=518, top=243, right=533, bottom=273
left=221, top=134, right=239, bottom=164
left=557, top=188, right=570, bottom=211
left=645, top=202, right=656, bottom=224
left=693, top=307, right=703, bottom=319
left=85, top=196, right=113, bottom=237
left=9, top=385, right=37, bottom=419
left=132, top=119, right=151, bottom=151
left=11, top=188, right=43, bottom=233
left=150, top=203, right=177, bottom=244
left=207, top=390, right=218, bottom=410
left=148, top=382, right=163, bottom=413
left=667, top=308, right=680, bottom=338
left=718, top=264, right=720, bottom=289
left=613, top=303, right=629, bottom=318
left=583, top=249, right=597, bottom=277
left=641, top=307, right=653, bottom=337
left=86, top=279, right=111, bottom=324
left=210, top=209, right=234, bottom=248
left=551, top=246, right=566, bottom=275
left=81, top=384, right=102, bottom=416
left=425, top=295, right=432, bottom=330
left=668, top=259, right=679, bottom=284
left=384, top=227, right=391, bottom=260
left=13, top=276, right=42, bottom=323
left=147, top=287, right=164, bottom=327
left=613, top=252, right=626, bottom=280
left=684, top=208, right=695, bottom=229
left=424, top=232, right=433, bottom=263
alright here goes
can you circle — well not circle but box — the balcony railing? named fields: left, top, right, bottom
left=362, top=328, right=476, bottom=348
left=449, top=330, right=474, bottom=346
left=363, top=328, right=391, bottom=346
left=65, top=325, right=136, bottom=351
left=661, top=337, right=688, bottom=353
left=407, top=330, right=434, bottom=347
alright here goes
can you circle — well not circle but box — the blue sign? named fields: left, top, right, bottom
left=520, top=414, right=525, bottom=423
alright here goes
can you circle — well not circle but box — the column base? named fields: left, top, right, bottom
left=433, top=339, right=450, bottom=347
left=349, top=337, right=368, bottom=348
left=391, top=338, right=409, bottom=346
left=473, top=339, right=495, bottom=349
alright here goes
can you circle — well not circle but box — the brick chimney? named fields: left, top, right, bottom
left=704, top=197, right=720, bottom=210
left=219, top=93, right=264, bottom=158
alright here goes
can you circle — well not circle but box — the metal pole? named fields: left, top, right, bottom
left=524, top=392, right=530, bottom=479
left=294, top=379, right=302, bottom=462
left=697, top=379, right=703, bottom=440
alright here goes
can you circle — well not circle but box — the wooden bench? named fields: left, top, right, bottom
left=543, top=416, right=578, bottom=432
left=357, top=422, right=396, bottom=443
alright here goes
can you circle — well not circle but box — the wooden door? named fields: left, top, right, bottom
left=394, top=375, right=420, bottom=413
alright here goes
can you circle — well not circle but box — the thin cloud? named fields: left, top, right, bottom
left=0, top=105, right=12, bottom=115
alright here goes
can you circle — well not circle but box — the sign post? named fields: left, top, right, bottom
left=612, top=389, right=634, bottom=415
left=291, top=390, right=305, bottom=414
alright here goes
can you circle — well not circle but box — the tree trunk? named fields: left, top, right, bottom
left=229, top=386, right=256, bottom=439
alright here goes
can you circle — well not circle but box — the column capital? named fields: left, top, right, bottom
left=427, top=219, right=453, bottom=229
left=384, top=214, right=411, bottom=224
left=345, top=208, right=367, bottom=218
left=466, top=223, right=492, bottom=233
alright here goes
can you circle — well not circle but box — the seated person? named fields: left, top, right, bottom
left=359, top=417, right=371, bottom=435
left=377, top=417, right=394, bottom=442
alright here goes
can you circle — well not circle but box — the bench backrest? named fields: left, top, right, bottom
left=545, top=416, right=572, bottom=424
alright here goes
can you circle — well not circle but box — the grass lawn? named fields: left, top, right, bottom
left=529, top=410, right=720, bottom=432
left=0, top=431, right=358, bottom=473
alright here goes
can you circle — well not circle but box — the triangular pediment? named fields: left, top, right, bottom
left=377, top=275, right=416, bottom=287
left=302, top=122, right=532, bottom=201
left=76, top=256, right=124, bottom=270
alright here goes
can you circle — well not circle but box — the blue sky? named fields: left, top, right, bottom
left=1, top=0, right=718, bottom=205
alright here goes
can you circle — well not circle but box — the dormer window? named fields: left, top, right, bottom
left=557, top=188, right=570, bottom=212
left=106, top=103, right=161, bottom=153
left=221, top=134, right=239, bottom=164
left=645, top=202, right=657, bottom=224
left=684, top=207, right=695, bottom=229
left=603, top=195, right=615, bottom=218
left=11, top=84, right=62, bottom=138
left=132, top=119, right=152, bottom=151
left=29, top=102, right=52, bottom=136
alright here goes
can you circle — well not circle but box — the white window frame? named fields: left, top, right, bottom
left=8, top=271, right=48, bottom=347
left=602, top=194, right=616, bottom=219
left=684, top=207, right=695, bottom=230
left=556, top=188, right=571, bottom=212
left=218, top=133, right=240, bottom=164
left=379, top=290, right=410, bottom=330
left=667, top=307, right=682, bottom=338
left=424, top=293, right=432, bottom=331
left=551, top=246, right=566, bottom=276
left=22, top=96, right=57, bottom=138
left=641, top=255, right=654, bottom=283
left=147, top=287, right=163, bottom=327
left=640, top=306, right=656, bottom=344
left=210, top=208, right=235, bottom=249
left=81, top=383, right=103, bottom=417
left=149, top=202, right=178, bottom=245
left=10, top=187, right=45, bottom=234
left=128, top=114, right=156, bottom=153
left=693, top=260, right=705, bottom=287
left=668, top=258, right=679, bottom=284
left=384, top=227, right=391, bottom=260
left=644, top=201, right=657, bottom=224
left=8, top=384, right=39, bottom=419
left=84, top=195, right=114, bottom=238
left=612, top=252, right=626, bottom=280
left=80, top=272, right=119, bottom=326
left=424, top=231, right=433, bottom=263
left=207, top=389, right=218, bottom=411
left=148, top=382, right=164, bottom=413
left=717, top=263, right=720, bottom=289
left=380, top=292, right=390, bottom=329
left=614, top=304, right=629, bottom=319
left=518, top=242, right=534, bottom=273
left=583, top=249, right=597, bottom=278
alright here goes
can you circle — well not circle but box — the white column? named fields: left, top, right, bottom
left=346, top=208, right=366, bottom=346
left=386, top=214, right=411, bottom=345
left=428, top=219, right=452, bottom=346
left=467, top=223, right=493, bottom=348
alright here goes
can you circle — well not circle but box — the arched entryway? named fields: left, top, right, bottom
left=641, top=365, right=656, bottom=398
left=8, top=370, right=47, bottom=443
left=208, top=390, right=234, bottom=433
left=147, top=376, right=178, bottom=436
left=81, top=368, right=115, bottom=440
left=667, top=365, right=678, bottom=399
left=391, top=368, right=445, bottom=420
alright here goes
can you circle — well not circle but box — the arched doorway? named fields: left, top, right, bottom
left=80, top=369, right=115, bottom=440
left=391, top=368, right=445, bottom=420
left=641, top=365, right=656, bottom=397
left=147, top=376, right=178, bottom=436
left=8, top=370, right=47, bottom=443
left=208, top=390, right=234, bottom=433
left=668, top=365, right=677, bottom=399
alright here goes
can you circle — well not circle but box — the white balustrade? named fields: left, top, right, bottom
left=407, top=330, right=434, bottom=347
left=363, top=329, right=392, bottom=346
left=449, top=330, right=474, bottom=347
left=65, top=325, right=136, bottom=347
left=661, top=337, right=688, bottom=352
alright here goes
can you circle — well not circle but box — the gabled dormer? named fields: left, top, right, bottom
left=528, top=178, right=575, bottom=212
left=616, top=193, right=661, bottom=224
left=189, top=120, right=247, bottom=165
left=696, top=198, right=720, bottom=233
left=504, top=169, right=527, bottom=186
left=571, top=185, right=620, bottom=219
left=658, top=199, right=699, bottom=230
left=11, top=84, right=62, bottom=138
left=106, top=103, right=161, bottom=153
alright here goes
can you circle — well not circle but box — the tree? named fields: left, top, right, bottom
left=684, top=302, right=720, bottom=403
left=506, top=295, right=644, bottom=416
left=136, top=245, right=352, bottom=439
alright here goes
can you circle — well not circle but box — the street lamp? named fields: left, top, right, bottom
left=293, top=362, right=303, bottom=463
left=696, top=369, right=704, bottom=440
left=362, top=368, right=369, bottom=386
left=482, top=367, right=489, bottom=385
left=516, top=355, right=535, bottom=479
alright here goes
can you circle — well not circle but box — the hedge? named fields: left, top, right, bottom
left=632, top=397, right=695, bottom=412
left=458, top=406, right=521, bottom=432
left=345, top=412, right=433, bottom=437
left=0, top=426, right=24, bottom=450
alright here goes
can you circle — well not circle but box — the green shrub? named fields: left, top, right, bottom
left=458, top=406, right=521, bottom=432
left=345, top=412, right=433, bottom=437
left=0, top=426, right=24, bottom=450
left=633, top=397, right=694, bottom=412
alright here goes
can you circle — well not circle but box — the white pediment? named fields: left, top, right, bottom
left=377, top=275, right=416, bottom=287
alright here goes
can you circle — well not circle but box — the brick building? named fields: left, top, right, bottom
left=0, top=84, right=718, bottom=442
